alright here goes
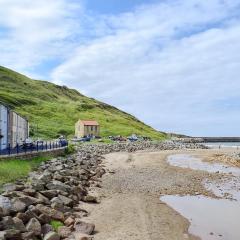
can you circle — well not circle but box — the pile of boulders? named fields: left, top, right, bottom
left=0, top=141, right=207, bottom=240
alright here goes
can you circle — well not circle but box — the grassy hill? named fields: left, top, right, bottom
left=0, top=66, right=166, bottom=140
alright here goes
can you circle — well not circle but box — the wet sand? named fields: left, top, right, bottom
left=80, top=148, right=240, bottom=240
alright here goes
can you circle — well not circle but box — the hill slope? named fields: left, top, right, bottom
left=0, top=66, right=166, bottom=140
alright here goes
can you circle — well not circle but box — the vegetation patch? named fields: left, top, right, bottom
left=50, top=220, right=64, bottom=231
left=0, top=156, right=50, bottom=187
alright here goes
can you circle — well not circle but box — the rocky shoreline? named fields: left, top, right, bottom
left=0, top=141, right=207, bottom=240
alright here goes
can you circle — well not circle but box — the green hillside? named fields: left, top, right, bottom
left=0, top=66, right=166, bottom=140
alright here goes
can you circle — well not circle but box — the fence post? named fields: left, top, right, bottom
left=45, top=142, right=47, bottom=151
left=37, top=142, right=39, bottom=152
left=42, top=142, right=44, bottom=151
left=50, top=142, right=52, bottom=150
left=8, top=144, right=11, bottom=155
left=17, top=144, right=19, bottom=154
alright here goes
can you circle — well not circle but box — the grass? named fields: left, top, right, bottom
left=0, top=66, right=167, bottom=140
left=0, top=156, right=50, bottom=187
left=50, top=220, right=64, bottom=231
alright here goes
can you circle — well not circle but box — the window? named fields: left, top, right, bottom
left=91, top=126, right=93, bottom=131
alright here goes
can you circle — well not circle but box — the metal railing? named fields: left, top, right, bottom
left=0, top=140, right=68, bottom=156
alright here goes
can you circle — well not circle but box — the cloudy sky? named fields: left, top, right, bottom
left=1, top=0, right=240, bottom=136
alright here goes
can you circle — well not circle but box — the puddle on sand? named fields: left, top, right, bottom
left=164, top=154, right=240, bottom=239
left=161, top=195, right=240, bottom=240
left=167, top=154, right=240, bottom=176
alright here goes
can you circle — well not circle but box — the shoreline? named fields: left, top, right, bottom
left=83, top=148, right=240, bottom=240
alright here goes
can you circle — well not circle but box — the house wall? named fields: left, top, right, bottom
left=0, top=105, right=8, bottom=150
left=9, top=111, right=29, bottom=148
left=75, top=121, right=100, bottom=138
left=84, top=125, right=100, bottom=137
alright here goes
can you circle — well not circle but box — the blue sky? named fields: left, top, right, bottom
left=1, top=0, right=240, bottom=136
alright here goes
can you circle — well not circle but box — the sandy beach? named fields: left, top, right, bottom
left=81, top=148, right=240, bottom=240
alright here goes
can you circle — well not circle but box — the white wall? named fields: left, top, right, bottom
left=0, top=105, right=8, bottom=150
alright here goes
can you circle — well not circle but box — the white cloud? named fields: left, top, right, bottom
left=1, top=0, right=240, bottom=135
left=51, top=0, right=240, bottom=136
left=0, top=0, right=83, bottom=75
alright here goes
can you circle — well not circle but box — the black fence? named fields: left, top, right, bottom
left=0, top=140, right=68, bottom=156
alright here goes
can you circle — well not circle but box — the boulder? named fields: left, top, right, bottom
left=22, top=188, right=36, bottom=197
left=40, top=190, right=58, bottom=199
left=15, top=213, right=30, bottom=224
left=26, top=218, right=41, bottom=236
left=46, top=181, right=71, bottom=192
left=58, top=195, right=73, bottom=207
left=83, top=195, right=98, bottom=203
left=74, top=221, right=95, bottom=235
left=36, top=204, right=64, bottom=221
left=3, top=229, right=21, bottom=240
left=0, top=231, right=6, bottom=240
left=38, top=172, right=52, bottom=183
left=12, top=217, right=26, bottom=232
left=17, top=196, right=41, bottom=206
left=43, top=231, right=60, bottom=240
left=2, top=184, right=17, bottom=192
left=73, top=233, right=93, bottom=240
left=41, top=224, right=54, bottom=235
left=35, top=193, right=51, bottom=205
left=38, top=214, right=51, bottom=224
left=0, top=196, right=12, bottom=216
left=1, top=216, right=15, bottom=230
left=21, top=231, right=36, bottom=240
left=57, top=226, right=72, bottom=238
left=64, top=217, right=75, bottom=227
left=11, top=198, right=27, bottom=212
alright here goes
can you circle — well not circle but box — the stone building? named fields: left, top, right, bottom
left=0, top=103, right=29, bottom=150
left=75, top=120, right=100, bottom=138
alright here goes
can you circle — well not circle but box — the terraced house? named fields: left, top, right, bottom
left=0, top=103, right=29, bottom=150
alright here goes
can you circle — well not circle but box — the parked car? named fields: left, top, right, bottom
left=22, top=138, right=34, bottom=149
left=128, top=134, right=138, bottom=142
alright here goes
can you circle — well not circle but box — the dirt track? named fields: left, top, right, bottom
left=82, top=149, right=234, bottom=240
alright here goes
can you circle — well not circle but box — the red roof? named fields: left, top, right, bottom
left=81, top=120, right=99, bottom=126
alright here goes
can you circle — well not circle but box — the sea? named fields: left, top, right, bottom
left=204, top=142, right=240, bottom=149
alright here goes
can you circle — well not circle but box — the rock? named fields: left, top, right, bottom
left=21, top=231, right=36, bottom=240
left=83, top=195, right=98, bottom=203
left=58, top=195, right=73, bottom=207
left=57, top=226, right=72, bottom=238
left=17, top=196, right=41, bottom=206
left=35, top=192, right=51, bottom=205
left=64, top=217, right=75, bottom=227
left=36, top=204, right=64, bottom=221
left=11, top=198, right=27, bottom=212
left=43, top=231, right=60, bottom=240
left=40, top=190, right=58, bottom=199
left=74, top=221, right=95, bottom=235
left=3, top=229, right=21, bottom=240
left=41, top=224, right=54, bottom=235
left=38, top=172, right=52, bottom=183
left=46, top=181, right=71, bottom=192
left=30, top=180, right=45, bottom=191
left=0, top=231, right=6, bottom=240
left=73, top=233, right=93, bottom=240
left=15, top=213, right=29, bottom=224
left=38, top=214, right=51, bottom=224
left=2, top=184, right=17, bottom=192
left=26, top=218, right=41, bottom=236
left=0, top=196, right=12, bottom=216
left=12, top=217, right=26, bottom=232
left=22, top=188, right=36, bottom=196
left=1, top=216, right=15, bottom=230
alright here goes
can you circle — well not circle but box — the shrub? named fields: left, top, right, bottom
left=64, top=144, right=76, bottom=155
